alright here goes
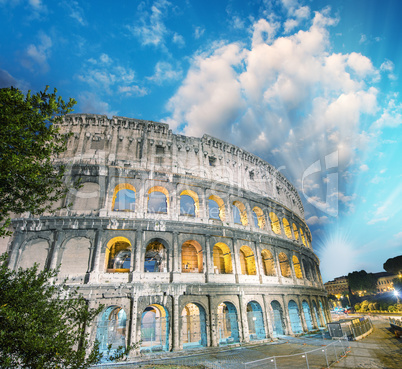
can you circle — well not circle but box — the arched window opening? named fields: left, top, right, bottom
left=292, top=255, right=303, bottom=279
left=271, top=300, right=285, bottom=337
left=140, top=304, right=169, bottom=352
left=283, top=218, right=292, bottom=239
left=261, top=249, right=276, bottom=276
left=300, top=228, right=307, bottom=247
left=278, top=252, right=291, bottom=278
left=213, top=242, right=232, bottom=274
left=288, top=300, right=303, bottom=334
left=232, top=201, right=248, bottom=226
left=239, top=246, right=256, bottom=275
left=147, top=186, right=169, bottom=214
left=96, top=306, right=127, bottom=354
left=181, top=303, right=207, bottom=348
left=303, top=260, right=313, bottom=281
left=269, top=212, right=281, bottom=235
left=292, top=223, right=299, bottom=240
left=302, top=301, right=314, bottom=331
left=217, top=302, right=240, bottom=345
left=208, top=195, right=225, bottom=221
left=180, top=190, right=199, bottom=217
left=112, top=184, right=136, bottom=211
left=181, top=240, right=203, bottom=273
left=252, top=207, right=265, bottom=229
left=105, top=237, right=131, bottom=273
left=247, top=301, right=266, bottom=341
left=144, top=241, right=167, bottom=273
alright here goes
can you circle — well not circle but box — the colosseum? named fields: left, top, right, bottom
left=2, top=114, right=329, bottom=356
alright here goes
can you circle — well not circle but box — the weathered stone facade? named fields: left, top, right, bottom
left=3, top=114, right=329, bottom=356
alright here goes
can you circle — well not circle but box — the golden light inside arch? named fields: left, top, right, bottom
left=148, top=185, right=170, bottom=211
left=209, top=194, right=226, bottom=221
left=252, top=206, right=266, bottom=229
left=269, top=212, right=281, bottom=235
left=111, top=183, right=136, bottom=210
left=180, top=189, right=199, bottom=216
left=104, top=236, right=132, bottom=271
left=282, top=218, right=292, bottom=239
left=233, top=200, right=248, bottom=226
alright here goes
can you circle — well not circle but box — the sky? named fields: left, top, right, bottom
left=0, top=0, right=401, bottom=282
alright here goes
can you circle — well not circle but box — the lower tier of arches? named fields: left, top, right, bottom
left=88, top=290, right=330, bottom=356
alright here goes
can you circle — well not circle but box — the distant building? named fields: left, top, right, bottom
left=324, top=276, right=349, bottom=298
left=374, top=272, right=397, bottom=293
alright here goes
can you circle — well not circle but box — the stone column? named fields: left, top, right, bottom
left=173, top=231, right=180, bottom=273
left=48, top=230, right=63, bottom=270
left=205, top=234, right=213, bottom=281
left=129, top=294, right=138, bottom=352
left=238, top=293, right=249, bottom=343
left=8, top=231, right=24, bottom=270
left=134, top=228, right=143, bottom=273
left=282, top=295, right=292, bottom=335
left=89, top=229, right=103, bottom=283
left=273, top=248, right=283, bottom=283
left=172, top=294, right=180, bottom=350
left=289, top=253, right=297, bottom=283
left=252, top=240, right=262, bottom=281
left=208, top=295, right=218, bottom=347
left=262, top=294, right=273, bottom=339
left=297, top=296, right=308, bottom=332
left=231, top=237, right=240, bottom=282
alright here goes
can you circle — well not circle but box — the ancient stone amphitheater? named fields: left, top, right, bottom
left=3, top=114, right=329, bottom=356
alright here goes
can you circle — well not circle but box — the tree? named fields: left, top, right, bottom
left=0, top=86, right=76, bottom=237
left=0, top=253, right=105, bottom=368
left=383, top=255, right=402, bottom=275
left=347, top=270, right=377, bottom=294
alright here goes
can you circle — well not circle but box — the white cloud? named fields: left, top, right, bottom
left=306, top=215, right=329, bottom=225
left=172, top=32, right=185, bottom=47
left=128, top=0, right=171, bottom=48
left=231, top=16, right=245, bottom=29
left=194, top=26, right=205, bottom=39
left=147, top=61, right=182, bottom=85
left=22, top=31, right=52, bottom=73
left=359, top=164, right=369, bottom=172
left=373, top=97, right=402, bottom=129
left=79, top=92, right=117, bottom=118
left=62, top=1, right=85, bottom=25
left=118, top=85, right=148, bottom=97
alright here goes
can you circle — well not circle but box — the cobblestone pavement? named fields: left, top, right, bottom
left=96, top=317, right=401, bottom=369
left=332, top=317, right=402, bottom=369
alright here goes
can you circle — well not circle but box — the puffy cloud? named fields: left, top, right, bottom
left=78, top=92, right=117, bottom=118
left=22, top=32, right=52, bottom=73
left=147, top=61, right=182, bottom=85
left=360, top=164, right=369, bottom=172
left=373, top=97, right=401, bottom=129
left=194, top=26, right=205, bottom=39
left=306, top=215, right=329, bottom=225
left=172, top=32, right=185, bottom=47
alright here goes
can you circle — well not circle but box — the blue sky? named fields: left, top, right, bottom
left=0, top=0, right=401, bottom=282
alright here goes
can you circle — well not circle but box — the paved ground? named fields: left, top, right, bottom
left=332, top=317, right=402, bottom=369
left=96, top=316, right=402, bottom=369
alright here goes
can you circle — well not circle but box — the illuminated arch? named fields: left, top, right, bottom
left=246, top=301, right=266, bottom=340
left=140, top=304, right=169, bottom=352
left=282, top=218, right=292, bottom=239
left=213, top=242, right=233, bottom=274
left=105, top=237, right=131, bottom=273
left=148, top=186, right=169, bottom=214
left=239, top=246, right=256, bottom=275
left=292, top=255, right=303, bottom=279
left=144, top=240, right=167, bottom=272
left=180, top=190, right=199, bottom=217
left=96, top=306, right=127, bottom=353
left=269, top=212, right=281, bottom=235
left=252, top=206, right=266, bottom=229
left=261, top=249, right=276, bottom=276
left=181, top=240, right=203, bottom=273
left=111, top=183, right=136, bottom=211
left=278, top=252, right=291, bottom=278
left=217, top=302, right=240, bottom=344
left=292, top=223, right=299, bottom=240
left=208, top=195, right=225, bottom=221
left=300, top=228, right=307, bottom=247
left=181, top=303, right=207, bottom=348
left=232, top=201, right=248, bottom=226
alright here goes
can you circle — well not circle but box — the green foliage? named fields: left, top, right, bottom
left=383, top=255, right=402, bottom=275
left=0, top=86, right=76, bottom=237
left=347, top=270, right=377, bottom=294
left=354, top=303, right=361, bottom=311
left=0, top=253, right=102, bottom=368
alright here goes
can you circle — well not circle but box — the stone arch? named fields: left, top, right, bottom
left=282, top=218, right=292, bottom=239
left=181, top=302, right=207, bottom=348
left=18, top=237, right=49, bottom=270
left=269, top=212, right=281, bottom=235
left=232, top=200, right=248, bottom=226
left=180, top=190, right=199, bottom=217
left=246, top=301, right=266, bottom=340
left=312, top=300, right=322, bottom=327
left=302, top=300, right=314, bottom=331
left=181, top=240, right=203, bottom=273
left=319, top=300, right=327, bottom=325
left=147, top=186, right=169, bottom=214
left=300, top=228, right=307, bottom=246
left=288, top=300, right=303, bottom=334
left=105, top=237, right=131, bottom=273
left=208, top=194, right=225, bottom=221
left=292, top=223, right=299, bottom=241
left=72, top=182, right=100, bottom=212
left=261, top=249, right=276, bottom=276
left=111, top=183, right=136, bottom=211
left=144, top=239, right=168, bottom=273
left=212, top=242, right=233, bottom=274
left=59, top=237, right=91, bottom=279
left=239, top=245, right=256, bottom=275
left=96, top=306, right=127, bottom=354
left=292, top=255, right=303, bottom=279
left=252, top=206, right=266, bottom=229
left=217, top=301, right=240, bottom=345
left=278, top=252, right=291, bottom=278
left=270, top=300, right=285, bottom=336
left=140, top=304, right=170, bottom=352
